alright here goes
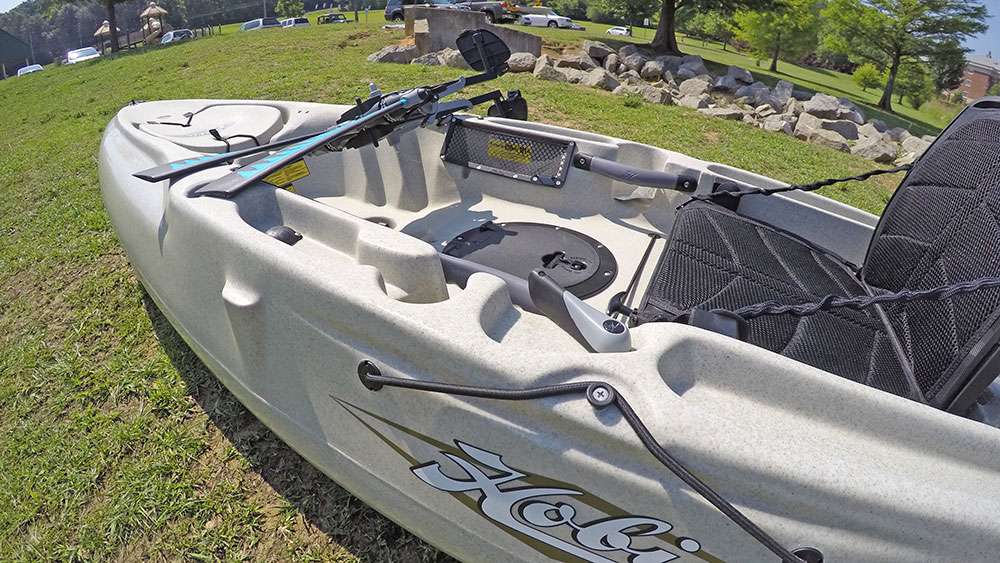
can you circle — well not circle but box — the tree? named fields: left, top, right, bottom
left=853, top=62, right=882, bottom=91
left=927, top=39, right=968, bottom=91
left=990, top=83, right=1000, bottom=96
left=650, top=0, right=774, bottom=54
left=275, top=0, right=304, bottom=18
left=892, top=63, right=935, bottom=108
left=680, top=10, right=733, bottom=50
left=821, top=0, right=987, bottom=112
left=550, top=0, right=588, bottom=20
left=596, top=0, right=659, bottom=27
left=732, top=0, right=819, bottom=72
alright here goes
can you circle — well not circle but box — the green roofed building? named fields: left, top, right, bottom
left=0, top=27, right=32, bottom=78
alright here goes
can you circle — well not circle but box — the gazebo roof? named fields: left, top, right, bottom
left=93, top=20, right=121, bottom=38
left=140, top=2, right=168, bottom=18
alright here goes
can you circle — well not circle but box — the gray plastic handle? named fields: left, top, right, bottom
left=573, top=152, right=698, bottom=192
left=528, top=270, right=631, bottom=353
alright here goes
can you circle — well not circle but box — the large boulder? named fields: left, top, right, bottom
left=603, top=53, right=619, bottom=73
left=637, top=84, right=671, bottom=104
left=901, top=135, right=932, bottom=157
left=858, top=121, right=887, bottom=139
left=679, top=77, right=712, bottom=97
left=411, top=51, right=443, bottom=66
left=885, top=127, right=911, bottom=142
left=851, top=137, right=899, bottom=163
left=583, top=40, right=615, bottom=61
left=440, top=48, right=471, bottom=69
left=784, top=98, right=804, bottom=116
left=655, top=55, right=684, bottom=73
left=619, top=69, right=644, bottom=85
left=836, top=98, right=865, bottom=124
left=820, top=119, right=860, bottom=141
left=681, top=55, right=708, bottom=73
left=772, top=80, right=794, bottom=108
left=676, top=62, right=708, bottom=80
left=794, top=112, right=823, bottom=140
left=713, top=75, right=741, bottom=93
left=582, top=67, right=620, bottom=91
left=556, top=53, right=598, bottom=71
left=763, top=114, right=796, bottom=134
left=533, top=63, right=568, bottom=82
left=802, top=93, right=842, bottom=119
left=727, top=65, right=754, bottom=84
left=811, top=129, right=850, bottom=152
left=507, top=52, right=537, bottom=73
left=698, top=107, right=745, bottom=120
left=562, top=68, right=590, bottom=84
left=622, top=52, right=649, bottom=72
left=368, top=43, right=418, bottom=64
left=735, top=81, right=780, bottom=110
left=677, top=94, right=712, bottom=109
left=618, top=43, right=639, bottom=58
left=640, top=59, right=665, bottom=81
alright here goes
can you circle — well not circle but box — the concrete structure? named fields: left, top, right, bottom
left=0, top=28, right=32, bottom=79
left=958, top=55, right=1000, bottom=99
left=405, top=6, right=541, bottom=57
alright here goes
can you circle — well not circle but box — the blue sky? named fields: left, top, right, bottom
left=0, top=0, right=998, bottom=55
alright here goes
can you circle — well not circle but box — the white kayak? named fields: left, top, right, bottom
left=98, top=29, right=1000, bottom=563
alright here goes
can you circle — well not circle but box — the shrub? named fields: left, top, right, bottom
left=852, top=63, right=882, bottom=92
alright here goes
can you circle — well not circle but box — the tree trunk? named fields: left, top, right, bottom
left=879, top=55, right=900, bottom=112
left=649, top=0, right=681, bottom=55
left=104, top=0, right=120, bottom=52
left=769, top=34, right=781, bottom=72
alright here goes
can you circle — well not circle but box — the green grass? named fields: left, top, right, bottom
left=501, top=20, right=961, bottom=136
left=0, top=18, right=902, bottom=560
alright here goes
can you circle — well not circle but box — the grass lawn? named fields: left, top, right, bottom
left=0, top=17, right=905, bottom=561
left=501, top=20, right=962, bottom=137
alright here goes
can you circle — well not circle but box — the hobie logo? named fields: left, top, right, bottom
left=412, top=441, right=704, bottom=562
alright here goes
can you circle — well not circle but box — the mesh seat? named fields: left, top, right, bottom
left=639, top=99, right=1000, bottom=411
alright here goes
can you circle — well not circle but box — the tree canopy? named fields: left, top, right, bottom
left=821, top=0, right=987, bottom=112
left=732, top=0, right=819, bottom=72
left=852, top=62, right=882, bottom=91
left=595, top=0, right=660, bottom=27
left=649, top=0, right=774, bottom=54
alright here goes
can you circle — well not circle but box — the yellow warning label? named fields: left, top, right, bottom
left=264, top=159, right=310, bottom=188
left=487, top=138, right=532, bottom=164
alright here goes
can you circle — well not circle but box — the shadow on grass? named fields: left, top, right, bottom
left=140, top=290, right=454, bottom=562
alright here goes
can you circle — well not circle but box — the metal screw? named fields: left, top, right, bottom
left=587, top=383, right=615, bottom=408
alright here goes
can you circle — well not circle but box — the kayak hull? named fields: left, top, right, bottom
left=100, top=99, right=1000, bottom=562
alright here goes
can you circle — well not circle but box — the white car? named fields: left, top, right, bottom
left=66, top=47, right=101, bottom=64
left=519, top=11, right=575, bottom=28
left=240, top=17, right=281, bottom=31
left=161, top=29, right=193, bottom=44
left=17, top=64, right=43, bottom=76
left=281, top=17, right=310, bottom=28
left=606, top=26, right=631, bottom=36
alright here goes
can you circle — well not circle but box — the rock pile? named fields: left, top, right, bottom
left=369, top=40, right=936, bottom=165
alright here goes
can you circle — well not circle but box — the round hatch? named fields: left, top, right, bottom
left=442, top=222, right=617, bottom=299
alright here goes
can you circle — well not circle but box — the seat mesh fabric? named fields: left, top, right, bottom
left=863, top=118, right=1000, bottom=405
left=640, top=204, right=913, bottom=398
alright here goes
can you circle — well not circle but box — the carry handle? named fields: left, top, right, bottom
left=573, top=152, right=698, bottom=192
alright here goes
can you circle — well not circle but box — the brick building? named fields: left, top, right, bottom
left=959, top=55, right=1000, bottom=99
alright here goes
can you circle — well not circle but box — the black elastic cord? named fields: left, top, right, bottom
left=359, top=369, right=803, bottom=562
left=681, top=164, right=912, bottom=208
left=734, top=275, right=1000, bottom=320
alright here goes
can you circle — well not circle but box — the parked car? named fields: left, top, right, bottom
left=519, top=10, right=576, bottom=28
left=17, top=64, right=43, bottom=76
left=384, top=0, right=466, bottom=21
left=456, top=1, right=516, bottom=23
left=160, top=29, right=193, bottom=44
left=281, top=17, right=310, bottom=27
left=317, top=12, right=350, bottom=24
left=240, top=17, right=281, bottom=31
left=606, top=25, right=631, bottom=36
left=66, top=47, right=101, bottom=64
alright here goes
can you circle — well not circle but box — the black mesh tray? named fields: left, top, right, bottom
left=441, top=118, right=576, bottom=188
